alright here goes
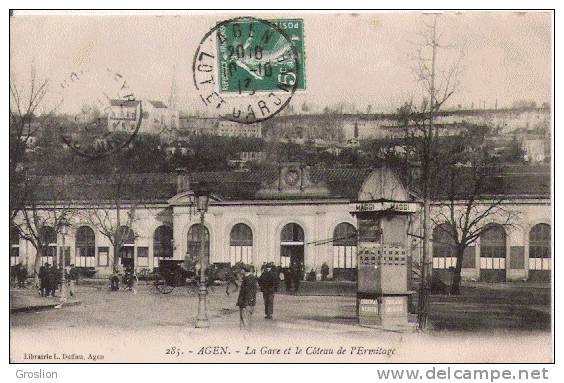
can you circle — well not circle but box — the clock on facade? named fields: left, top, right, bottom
left=284, top=168, right=300, bottom=186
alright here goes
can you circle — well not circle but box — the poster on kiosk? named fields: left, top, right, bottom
left=351, top=199, right=419, bottom=331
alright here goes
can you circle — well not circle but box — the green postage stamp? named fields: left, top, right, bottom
left=217, top=18, right=306, bottom=94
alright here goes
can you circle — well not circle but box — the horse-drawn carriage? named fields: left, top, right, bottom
left=153, top=259, right=244, bottom=295
left=153, top=259, right=196, bottom=294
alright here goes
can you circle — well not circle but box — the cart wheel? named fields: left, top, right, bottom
left=154, top=276, right=174, bottom=294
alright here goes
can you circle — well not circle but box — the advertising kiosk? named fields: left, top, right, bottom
left=351, top=200, right=418, bottom=330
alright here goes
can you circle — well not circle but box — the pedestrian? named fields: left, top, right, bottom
left=236, top=265, right=257, bottom=330
left=39, top=263, right=48, bottom=297
left=290, top=261, right=301, bottom=293
left=124, top=269, right=137, bottom=294
left=109, top=265, right=120, bottom=291
left=284, top=268, right=292, bottom=291
left=321, top=262, right=329, bottom=281
left=16, top=262, right=27, bottom=288
left=258, top=263, right=279, bottom=319
left=46, top=265, right=59, bottom=297
left=68, top=264, right=79, bottom=297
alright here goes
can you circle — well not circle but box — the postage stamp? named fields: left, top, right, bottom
left=193, top=17, right=302, bottom=124
left=217, top=18, right=306, bottom=93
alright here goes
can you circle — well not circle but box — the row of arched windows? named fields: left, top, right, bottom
left=10, top=221, right=550, bottom=272
left=432, top=223, right=551, bottom=272
left=9, top=224, right=175, bottom=268
left=184, top=222, right=358, bottom=269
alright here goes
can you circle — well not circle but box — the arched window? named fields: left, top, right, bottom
left=75, top=226, right=96, bottom=267
left=230, top=223, right=253, bottom=265
left=480, top=224, right=506, bottom=270
left=187, top=224, right=209, bottom=261
left=281, top=223, right=304, bottom=243
left=39, top=226, right=57, bottom=266
left=529, top=223, right=550, bottom=271
left=10, top=226, right=20, bottom=267
left=333, top=223, right=357, bottom=270
left=280, top=223, right=304, bottom=268
left=153, top=225, right=173, bottom=268
left=432, top=223, right=457, bottom=269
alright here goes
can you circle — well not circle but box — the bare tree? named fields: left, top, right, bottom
left=401, top=14, right=465, bottom=329
left=13, top=176, right=76, bottom=280
left=431, top=135, right=519, bottom=295
left=80, top=168, right=145, bottom=268
left=9, top=66, right=49, bottom=224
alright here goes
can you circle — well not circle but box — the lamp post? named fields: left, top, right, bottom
left=194, top=182, right=211, bottom=328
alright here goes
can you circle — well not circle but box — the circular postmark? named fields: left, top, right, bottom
left=193, top=17, right=301, bottom=124
left=56, top=67, right=142, bottom=159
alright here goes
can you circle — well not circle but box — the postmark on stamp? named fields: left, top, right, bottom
left=217, top=18, right=306, bottom=93
left=57, top=67, right=142, bottom=159
left=193, top=17, right=304, bottom=124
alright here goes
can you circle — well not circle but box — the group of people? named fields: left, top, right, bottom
left=37, top=263, right=79, bottom=298
left=109, top=264, right=137, bottom=293
left=236, top=261, right=302, bottom=330
left=283, top=262, right=304, bottom=293
left=12, top=262, right=28, bottom=288
left=38, top=263, right=60, bottom=297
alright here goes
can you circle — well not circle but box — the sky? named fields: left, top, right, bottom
left=10, top=11, right=552, bottom=115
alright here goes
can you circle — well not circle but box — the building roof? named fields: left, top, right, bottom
left=148, top=100, right=167, bottom=109
left=429, top=164, right=551, bottom=200
left=29, top=165, right=550, bottom=205
left=33, top=173, right=177, bottom=203
left=110, top=99, right=140, bottom=107
left=189, top=168, right=374, bottom=200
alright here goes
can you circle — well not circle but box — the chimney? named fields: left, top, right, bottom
left=176, top=168, right=189, bottom=193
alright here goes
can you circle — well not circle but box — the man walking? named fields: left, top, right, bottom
left=68, top=264, right=79, bottom=297
left=39, top=263, right=48, bottom=297
left=290, top=261, right=301, bottom=294
left=236, top=265, right=257, bottom=330
left=46, top=264, right=58, bottom=297
left=258, top=263, right=279, bottom=319
left=16, top=262, right=27, bottom=288
left=110, top=264, right=121, bottom=291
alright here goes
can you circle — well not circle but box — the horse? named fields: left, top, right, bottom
left=206, top=261, right=246, bottom=295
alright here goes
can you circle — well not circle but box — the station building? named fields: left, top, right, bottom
left=11, top=164, right=551, bottom=283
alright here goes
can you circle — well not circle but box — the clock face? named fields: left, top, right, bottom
left=284, top=169, right=300, bottom=186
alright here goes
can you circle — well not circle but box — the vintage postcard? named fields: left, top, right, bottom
left=9, top=10, right=553, bottom=364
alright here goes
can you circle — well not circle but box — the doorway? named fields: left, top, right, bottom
left=280, top=223, right=305, bottom=272
left=281, top=245, right=304, bottom=268
left=120, top=246, right=134, bottom=272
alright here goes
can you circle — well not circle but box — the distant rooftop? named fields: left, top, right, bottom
left=148, top=100, right=167, bottom=109
left=178, top=106, right=550, bottom=122
left=110, top=99, right=140, bottom=107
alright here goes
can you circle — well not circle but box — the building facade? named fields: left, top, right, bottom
left=178, top=117, right=262, bottom=138
left=108, top=99, right=179, bottom=139
left=11, top=165, right=551, bottom=283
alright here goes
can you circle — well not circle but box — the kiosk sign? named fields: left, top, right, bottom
left=351, top=201, right=418, bottom=214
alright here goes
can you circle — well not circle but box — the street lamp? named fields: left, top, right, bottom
left=193, top=182, right=211, bottom=328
